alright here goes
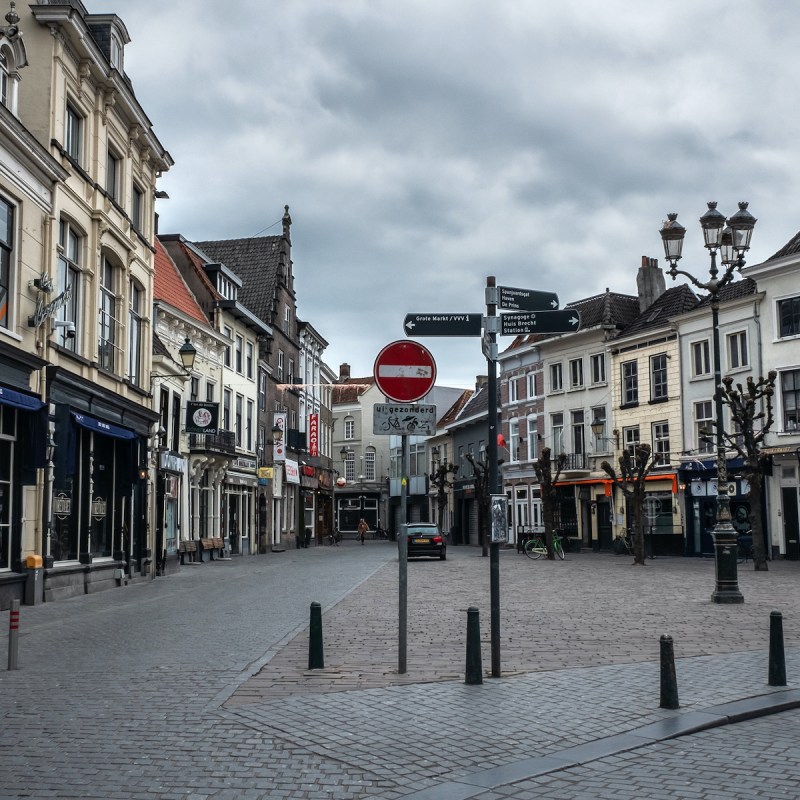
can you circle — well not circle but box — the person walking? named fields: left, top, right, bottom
left=358, top=518, right=369, bottom=545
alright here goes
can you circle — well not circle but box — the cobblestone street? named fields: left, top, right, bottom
left=1, top=543, right=799, bottom=799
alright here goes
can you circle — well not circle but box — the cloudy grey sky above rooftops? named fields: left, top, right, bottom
left=85, top=0, right=800, bottom=388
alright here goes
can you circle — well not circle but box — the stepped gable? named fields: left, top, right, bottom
left=193, top=235, right=283, bottom=324
left=620, top=284, right=698, bottom=337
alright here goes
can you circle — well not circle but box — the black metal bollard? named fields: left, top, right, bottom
left=465, top=606, right=483, bottom=685
left=7, top=599, right=19, bottom=671
left=769, top=610, right=786, bottom=687
left=659, top=634, right=679, bottom=709
left=308, top=602, right=324, bottom=670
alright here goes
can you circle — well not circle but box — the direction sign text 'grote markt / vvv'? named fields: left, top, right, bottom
left=403, top=313, right=482, bottom=337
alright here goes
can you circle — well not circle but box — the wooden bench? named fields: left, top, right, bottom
left=199, top=538, right=218, bottom=561
left=213, top=537, right=225, bottom=557
left=178, top=539, right=198, bottom=564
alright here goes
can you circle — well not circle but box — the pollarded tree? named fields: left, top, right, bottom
left=533, top=447, right=567, bottom=560
left=711, top=371, right=777, bottom=571
left=601, top=444, right=661, bottom=566
left=465, top=453, right=490, bottom=557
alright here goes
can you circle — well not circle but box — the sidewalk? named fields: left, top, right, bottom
left=1, top=544, right=798, bottom=799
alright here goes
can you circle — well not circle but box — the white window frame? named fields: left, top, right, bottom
left=691, top=339, right=711, bottom=377
left=650, top=354, right=668, bottom=401
left=777, top=296, right=800, bottom=339
left=527, top=416, right=538, bottom=461
left=652, top=421, right=670, bottom=465
left=98, top=255, right=119, bottom=372
left=590, top=353, right=606, bottom=385
left=509, top=419, right=520, bottom=462
left=727, top=330, right=748, bottom=370
left=0, top=195, right=14, bottom=330
left=508, top=377, right=519, bottom=403
left=569, top=358, right=584, bottom=389
left=526, top=371, right=536, bottom=398
left=365, top=450, right=376, bottom=481
left=128, top=279, right=142, bottom=385
left=622, top=360, right=638, bottom=405
left=694, top=400, right=714, bottom=454
left=65, top=101, right=83, bottom=163
left=550, top=363, right=563, bottom=393
left=344, top=416, right=355, bottom=440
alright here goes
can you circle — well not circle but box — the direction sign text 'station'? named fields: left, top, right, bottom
left=500, top=309, right=581, bottom=336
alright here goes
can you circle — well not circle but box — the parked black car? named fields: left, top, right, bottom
left=406, top=523, right=446, bottom=560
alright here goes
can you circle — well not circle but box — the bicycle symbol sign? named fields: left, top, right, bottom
left=373, top=403, right=436, bottom=436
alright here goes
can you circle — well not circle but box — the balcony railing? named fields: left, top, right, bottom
left=188, top=429, right=236, bottom=456
left=562, top=452, right=587, bottom=471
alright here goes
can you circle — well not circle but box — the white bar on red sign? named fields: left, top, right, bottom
left=377, top=365, right=433, bottom=378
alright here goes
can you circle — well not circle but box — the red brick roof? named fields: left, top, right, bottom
left=154, top=238, right=208, bottom=325
left=332, top=377, right=375, bottom=404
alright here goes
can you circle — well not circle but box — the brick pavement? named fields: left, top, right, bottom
left=1, top=542, right=798, bottom=799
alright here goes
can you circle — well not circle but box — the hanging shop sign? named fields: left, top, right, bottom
left=185, top=401, right=219, bottom=434
left=308, top=413, right=319, bottom=457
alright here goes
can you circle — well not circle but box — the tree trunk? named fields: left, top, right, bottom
left=630, top=495, right=645, bottom=565
left=748, top=476, right=769, bottom=571
left=542, top=493, right=557, bottom=560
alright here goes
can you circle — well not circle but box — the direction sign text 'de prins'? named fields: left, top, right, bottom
left=497, top=286, right=559, bottom=311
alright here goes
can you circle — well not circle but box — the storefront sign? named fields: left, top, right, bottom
left=232, top=456, right=257, bottom=471
left=28, top=285, right=72, bottom=328
left=53, top=492, right=71, bottom=518
left=91, top=496, right=107, bottom=519
left=258, top=467, right=273, bottom=480
left=284, top=458, right=300, bottom=484
left=308, top=413, right=319, bottom=456
left=159, top=451, right=186, bottom=473
left=185, top=401, right=219, bottom=434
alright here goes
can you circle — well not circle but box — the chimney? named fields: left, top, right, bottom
left=339, top=363, right=351, bottom=381
left=637, top=255, right=666, bottom=312
left=475, top=374, right=488, bottom=392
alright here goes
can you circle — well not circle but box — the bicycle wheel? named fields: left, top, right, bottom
left=525, top=538, right=544, bottom=559
left=554, top=540, right=565, bottom=560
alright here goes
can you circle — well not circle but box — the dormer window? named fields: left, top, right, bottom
left=109, top=31, right=123, bottom=70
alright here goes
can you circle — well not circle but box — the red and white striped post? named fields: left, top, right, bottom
left=7, top=598, right=19, bottom=670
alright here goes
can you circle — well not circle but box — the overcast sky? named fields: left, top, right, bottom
left=84, top=1, right=800, bottom=389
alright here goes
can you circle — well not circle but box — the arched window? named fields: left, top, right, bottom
left=0, top=51, right=8, bottom=108
left=344, top=415, right=355, bottom=440
left=56, top=218, right=82, bottom=351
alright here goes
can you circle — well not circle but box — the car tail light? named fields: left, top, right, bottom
left=433, top=536, right=443, bottom=544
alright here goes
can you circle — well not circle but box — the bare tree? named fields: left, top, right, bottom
left=430, top=459, right=458, bottom=539
left=465, top=453, right=490, bottom=557
left=533, top=447, right=567, bottom=560
left=711, top=372, right=777, bottom=571
left=601, top=444, right=661, bottom=565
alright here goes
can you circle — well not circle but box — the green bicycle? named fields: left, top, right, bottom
left=524, top=531, right=565, bottom=560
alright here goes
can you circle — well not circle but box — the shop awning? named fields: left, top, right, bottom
left=71, top=412, right=136, bottom=440
left=0, top=386, right=45, bottom=411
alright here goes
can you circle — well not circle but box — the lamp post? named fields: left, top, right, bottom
left=659, top=201, right=756, bottom=604
left=590, top=419, right=619, bottom=451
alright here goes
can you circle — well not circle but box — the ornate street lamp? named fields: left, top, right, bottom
left=659, top=201, right=756, bottom=603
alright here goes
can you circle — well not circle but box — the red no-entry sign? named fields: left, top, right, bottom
left=373, top=340, right=437, bottom=403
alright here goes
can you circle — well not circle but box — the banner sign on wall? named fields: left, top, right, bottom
left=185, top=401, right=219, bottom=434
left=273, top=412, right=286, bottom=462
left=308, top=413, right=319, bottom=457
left=284, top=458, right=300, bottom=484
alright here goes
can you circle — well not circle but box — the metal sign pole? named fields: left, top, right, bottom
left=486, top=276, right=501, bottom=678
left=398, top=433, right=409, bottom=674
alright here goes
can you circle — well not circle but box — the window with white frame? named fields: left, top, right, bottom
left=527, top=417, right=538, bottom=461
left=65, top=102, right=82, bottom=163
left=277, top=349, right=284, bottom=381
left=622, top=360, right=638, bottom=405
left=590, top=353, right=606, bottom=385
left=781, top=369, right=800, bottom=431
left=623, top=425, right=639, bottom=455
left=190, top=376, right=199, bottom=401
left=223, top=325, right=232, bottom=367
left=571, top=409, right=585, bottom=454
left=508, top=377, right=519, bottom=403
left=694, top=400, right=714, bottom=453
left=288, top=358, right=295, bottom=385
left=284, top=304, right=291, bottom=334
left=98, top=256, right=120, bottom=372
left=109, top=30, right=123, bottom=69
left=344, top=451, right=355, bottom=482
left=206, top=382, right=215, bottom=403
left=223, top=388, right=231, bottom=431
left=569, top=358, right=584, bottom=389
left=650, top=353, right=668, bottom=401
left=691, top=339, right=711, bottom=377
left=235, top=393, right=243, bottom=446
left=778, top=297, right=800, bottom=338
left=527, top=371, right=537, bottom=398
left=0, top=196, right=12, bottom=329
left=727, top=330, right=748, bottom=370
left=550, top=412, right=564, bottom=452
left=591, top=406, right=607, bottom=449
left=246, top=341, right=254, bottom=379
left=235, top=334, right=243, bottom=373
left=652, top=421, right=670, bottom=464
left=344, top=416, right=355, bottom=440
left=56, top=220, right=81, bottom=351
left=246, top=399, right=254, bottom=450
left=550, top=363, right=563, bottom=392
left=0, top=51, right=8, bottom=109
left=365, top=450, right=376, bottom=481
left=509, top=419, right=520, bottom=461
left=128, top=280, right=142, bottom=385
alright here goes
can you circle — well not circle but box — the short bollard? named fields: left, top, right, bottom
left=769, top=610, right=786, bottom=687
left=659, top=634, right=679, bottom=709
left=465, top=606, right=483, bottom=685
left=308, top=602, right=324, bottom=670
left=7, top=599, right=20, bottom=671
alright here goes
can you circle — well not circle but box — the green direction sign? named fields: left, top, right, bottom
left=403, top=313, right=482, bottom=337
left=497, top=286, right=559, bottom=311
left=500, top=309, right=581, bottom=336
